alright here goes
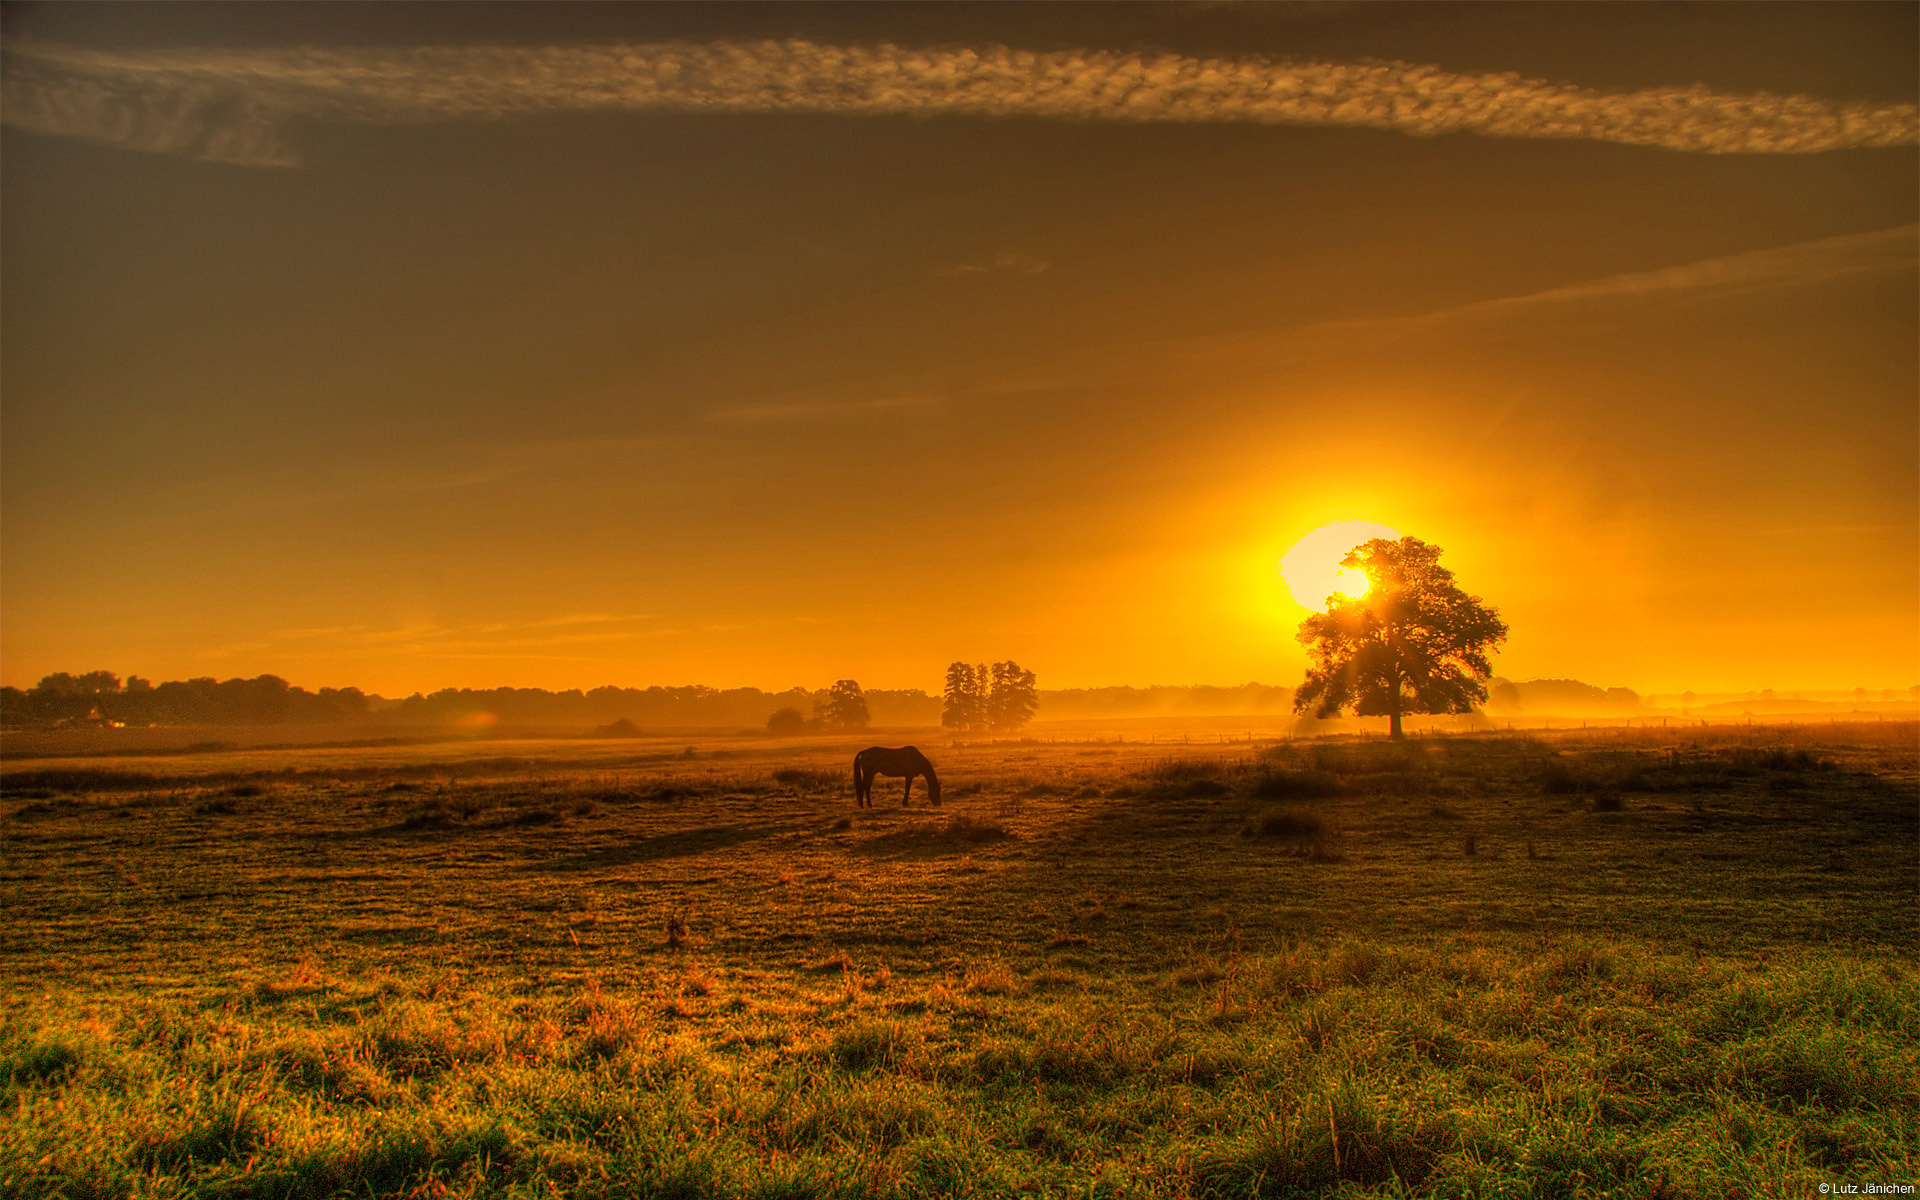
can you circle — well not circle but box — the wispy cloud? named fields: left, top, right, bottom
left=252, top=613, right=667, bottom=661
left=1248, top=223, right=1920, bottom=360
left=1232, top=223, right=1919, bottom=348
left=942, top=251, right=1052, bottom=279
left=173, top=435, right=678, bottom=510
left=1417, top=224, right=1920, bottom=325
left=5, top=38, right=1913, bottom=167
left=970, top=224, right=1919, bottom=392
left=707, top=395, right=940, bottom=425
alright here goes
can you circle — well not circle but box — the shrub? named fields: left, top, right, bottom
left=1253, top=769, right=1345, bottom=800
left=1245, top=806, right=1325, bottom=839
left=1733, top=747, right=1835, bottom=773
left=1144, top=758, right=1229, bottom=783
left=766, top=707, right=808, bottom=736
left=1180, top=778, right=1232, bottom=798
left=1018, top=782, right=1072, bottom=798
left=1539, top=755, right=1649, bottom=796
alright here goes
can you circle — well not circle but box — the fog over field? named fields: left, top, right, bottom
left=3, top=3, right=1915, bottom=1197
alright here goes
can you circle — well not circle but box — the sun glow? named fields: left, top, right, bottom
left=1280, top=519, right=1400, bottom=609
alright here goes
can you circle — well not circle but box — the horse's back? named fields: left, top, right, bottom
left=854, top=746, right=928, bottom=773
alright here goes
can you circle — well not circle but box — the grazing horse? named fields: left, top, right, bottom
left=853, top=746, right=941, bottom=808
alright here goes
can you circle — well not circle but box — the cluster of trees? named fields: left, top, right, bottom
left=941, top=661, right=1039, bottom=733
left=0, top=672, right=371, bottom=728
left=765, top=679, right=871, bottom=734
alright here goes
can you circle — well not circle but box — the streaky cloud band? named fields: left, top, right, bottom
left=5, top=38, right=1916, bottom=166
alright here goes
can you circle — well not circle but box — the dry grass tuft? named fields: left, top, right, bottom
left=1245, top=806, right=1325, bottom=839
left=664, top=909, right=690, bottom=950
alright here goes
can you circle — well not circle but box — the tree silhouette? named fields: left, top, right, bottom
left=814, top=679, right=870, bottom=731
left=987, top=661, right=1039, bottom=733
left=941, top=662, right=982, bottom=732
left=766, top=706, right=807, bottom=736
left=1293, top=537, right=1506, bottom=739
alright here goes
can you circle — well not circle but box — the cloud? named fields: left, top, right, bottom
left=5, top=37, right=1913, bottom=167
left=174, top=435, right=679, bottom=510
left=255, top=613, right=666, bottom=660
left=1249, top=223, right=1919, bottom=360
left=1419, top=224, right=1920, bottom=323
left=942, top=251, right=1052, bottom=278
left=1241, top=223, right=1918, bottom=346
left=967, top=224, right=1920, bottom=392
left=706, top=394, right=940, bottom=425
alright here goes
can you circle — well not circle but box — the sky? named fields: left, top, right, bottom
left=3, top=2, right=1915, bottom=697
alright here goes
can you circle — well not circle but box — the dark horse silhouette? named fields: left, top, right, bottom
left=853, top=746, right=941, bottom=808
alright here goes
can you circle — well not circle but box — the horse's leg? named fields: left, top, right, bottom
left=902, top=774, right=912, bottom=807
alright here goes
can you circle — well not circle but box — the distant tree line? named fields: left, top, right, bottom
left=0, top=672, right=939, bottom=731
left=941, top=661, right=1039, bottom=734
left=384, top=682, right=937, bottom=729
left=0, top=672, right=371, bottom=728
left=27, top=668, right=1694, bottom=733
left=1038, top=683, right=1296, bottom=719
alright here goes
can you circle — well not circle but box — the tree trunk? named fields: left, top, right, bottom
left=1388, top=673, right=1405, bottom=740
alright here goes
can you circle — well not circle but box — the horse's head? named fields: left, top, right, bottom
left=926, top=771, right=941, bottom=806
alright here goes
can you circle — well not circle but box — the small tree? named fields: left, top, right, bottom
left=766, top=706, right=807, bottom=736
left=987, top=661, right=1039, bottom=733
left=941, top=662, right=982, bottom=732
left=1293, top=537, right=1506, bottom=740
left=814, top=679, right=870, bottom=731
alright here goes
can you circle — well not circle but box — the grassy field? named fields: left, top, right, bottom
left=2, top=723, right=1915, bottom=1198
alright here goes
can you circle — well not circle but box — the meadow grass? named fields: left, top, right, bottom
left=2, top=724, right=1915, bottom=1197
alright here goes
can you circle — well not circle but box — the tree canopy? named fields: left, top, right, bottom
left=814, top=679, right=871, bottom=731
left=1293, top=537, right=1507, bottom=739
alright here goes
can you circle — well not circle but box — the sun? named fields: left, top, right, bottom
left=1280, top=519, right=1400, bottom=609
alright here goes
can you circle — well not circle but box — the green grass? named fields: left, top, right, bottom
left=2, top=724, right=1915, bottom=1197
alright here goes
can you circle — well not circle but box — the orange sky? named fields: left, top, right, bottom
left=3, top=3, right=1915, bottom=696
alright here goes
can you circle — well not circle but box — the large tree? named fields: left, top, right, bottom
left=814, top=679, right=871, bottom=731
left=1293, top=537, right=1507, bottom=739
left=987, top=661, right=1039, bottom=733
left=941, top=662, right=982, bottom=732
